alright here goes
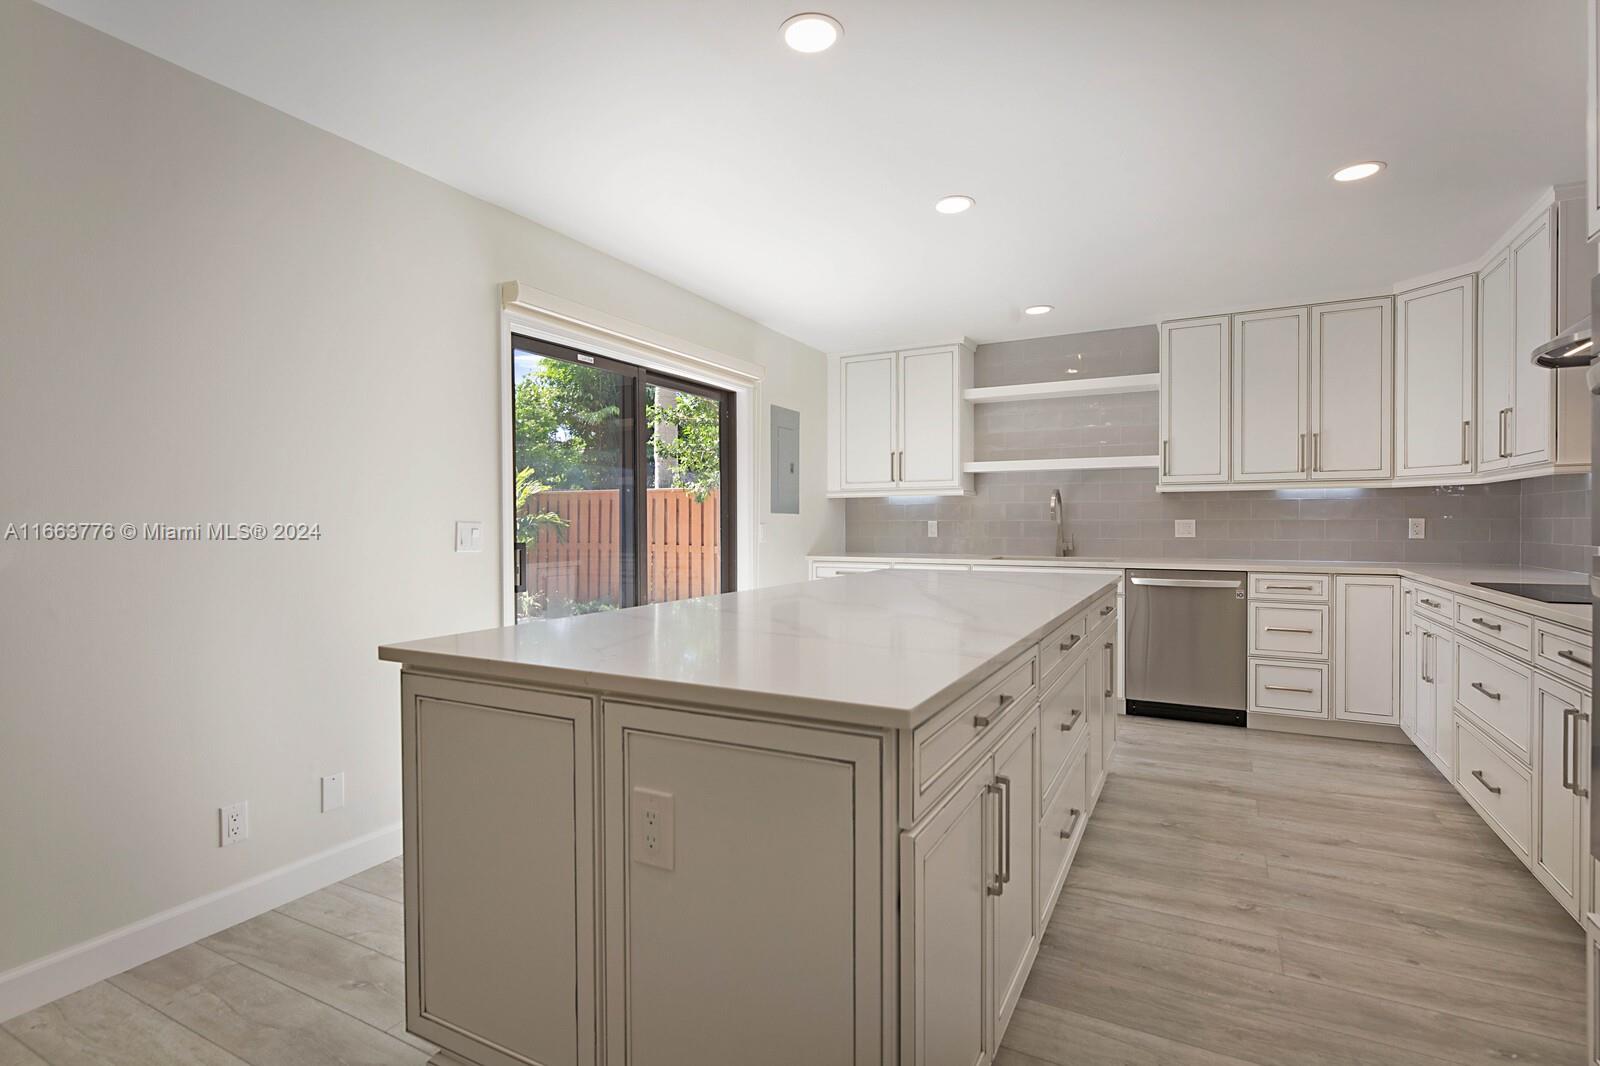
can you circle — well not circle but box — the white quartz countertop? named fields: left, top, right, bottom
left=811, top=554, right=1593, bottom=631
left=379, top=569, right=1119, bottom=728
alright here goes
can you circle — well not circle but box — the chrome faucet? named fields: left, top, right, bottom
left=1048, top=489, right=1074, bottom=556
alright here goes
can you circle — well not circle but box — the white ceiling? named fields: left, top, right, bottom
left=37, top=0, right=1589, bottom=353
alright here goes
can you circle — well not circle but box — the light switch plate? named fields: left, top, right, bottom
left=321, top=772, right=345, bottom=813
left=455, top=521, right=483, bottom=553
left=1408, top=518, right=1425, bottom=540
left=1174, top=519, right=1196, bottom=539
left=631, top=787, right=674, bottom=871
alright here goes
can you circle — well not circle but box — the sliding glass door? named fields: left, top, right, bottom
left=511, top=335, right=734, bottom=621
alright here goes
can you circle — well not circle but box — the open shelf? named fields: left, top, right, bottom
left=963, top=372, right=1159, bottom=404
left=962, top=454, right=1160, bottom=474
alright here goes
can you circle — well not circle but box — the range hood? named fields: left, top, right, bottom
left=1532, top=318, right=1594, bottom=369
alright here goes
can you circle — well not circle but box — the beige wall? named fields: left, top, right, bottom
left=0, top=0, right=840, bottom=974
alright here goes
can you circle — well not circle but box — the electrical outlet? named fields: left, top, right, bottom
left=1408, top=518, right=1426, bottom=540
left=1174, top=519, right=1196, bottom=539
left=454, top=520, right=483, bottom=553
left=927, top=520, right=938, bottom=538
left=631, top=787, right=674, bottom=871
left=220, top=802, right=249, bottom=847
left=321, top=772, right=345, bottom=813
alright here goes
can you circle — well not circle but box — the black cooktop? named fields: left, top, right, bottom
left=1472, top=582, right=1589, bottom=604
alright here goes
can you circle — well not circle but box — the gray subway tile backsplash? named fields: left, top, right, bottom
left=844, top=326, right=1592, bottom=570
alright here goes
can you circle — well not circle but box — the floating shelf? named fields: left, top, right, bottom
left=963, top=372, right=1159, bottom=404
left=963, top=454, right=1160, bottom=474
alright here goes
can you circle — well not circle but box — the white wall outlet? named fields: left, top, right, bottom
left=631, top=787, right=675, bottom=871
left=454, top=520, right=483, bottom=553
left=220, top=801, right=249, bottom=847
left=1408, top=518, right=1426, bottom=540
left=321, top=772, right=345, bottom=813
left=1174, top=519, right=1196, bottom=539
left=927, top=520, right=938, bottom=538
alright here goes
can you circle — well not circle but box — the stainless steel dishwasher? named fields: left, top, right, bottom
left=1126, top=569, right=1248, bottom=726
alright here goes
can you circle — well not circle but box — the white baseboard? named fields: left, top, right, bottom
left=0, top=822, right=402, bottom=1023
left=1248, top=714, right=1408, bottom=744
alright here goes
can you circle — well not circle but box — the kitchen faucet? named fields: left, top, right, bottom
left=1048, top=488, right=1074, bottom=556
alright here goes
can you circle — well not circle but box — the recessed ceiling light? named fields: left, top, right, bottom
left=1332, top=160, right=1386, bottom=183
left=781, top=13, right=842, bottom=53
left=1023, top=304, right=1053, bottom=315
left=935, top=195, right=975, bottom=214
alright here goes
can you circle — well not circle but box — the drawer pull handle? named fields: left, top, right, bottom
left=1470, top=617, right=1503, bottom=632
left=972, top=693, right=1015, bottom=729
left=1060, top=807, right=1083, bottom=840
left=1264, top=684, right=1314, bottom=694
left=1557, top=648, right=1592, bottom=669
left=1264, top=626, right=1315, bottom=635
left=1059, top=635, right=1081, bottom=652
left=1061, top=708, right=1082, bottom=731
left=1469, top=681, right=1501, bottom=702
left=1099, top=605, right=1114, bottom=616
left=1420, top=598, right=1441, bottom=608
left=1265, top=583, right=1314, bottom=591
left=1470, top=769, right=1502, bottom=795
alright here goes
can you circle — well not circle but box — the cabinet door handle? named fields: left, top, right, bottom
left=1470, top=768, right=1502, bottom=795
left=1470, top=617, right=1502, bottom=633
left=1469, top=681, right=1501, bottom=701
left=1421, top=632, right=1432, bottom=685
left=1563, top=706, right=1577, bottom=793
left=1160, top=440, right=1169, bottom=476
left=1061, top=708, right=1082, bottom=731
left=1059, top=634, right=1081, bottom=652
left=1104, top=641, right=1114, bottom=698
left=1461, top=420, right=1470, bottom=465
left=1265, top=626, right=1315, bottom=634
left=985, top=782, right=1004, bottom=896
left=1264, top=684, right=1314, bottom=694
left=996, top=775, right=1012, bottom=885
left=1298, top=432, right=1306, bottom=473
left=899, top=450, right=905, bottom=481
left=1312, top=431, right=1320, bottom=472
left=1558, top=648, right=1592, bottom=669
left=1059, top=807, right=1083, bottom=841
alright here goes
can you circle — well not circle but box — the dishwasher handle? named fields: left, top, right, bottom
left=1128, top=576, right=1243, bottom=589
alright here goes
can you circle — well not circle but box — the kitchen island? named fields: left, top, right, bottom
left=379, top=568, right=1121, bottom=1066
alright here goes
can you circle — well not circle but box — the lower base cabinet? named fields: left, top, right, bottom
left=1534, top=674, right=1590, bottom=918
left=1334, top=575, right=1401, bottom=724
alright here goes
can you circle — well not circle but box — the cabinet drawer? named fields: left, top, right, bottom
left=1454, top=716, right=1532, bottom=857
left=1453, top=638, right=1533, bottom=764
left=1248, top=659, right=1329, bottom=719
left=1455, top=595, right=1534, bottom=659
left=1089, top=588, right=1118, bottom=627
left=1409, top=583, right=1455, bottom=627
left=1038, top=656, right=1089, bottom=799
left=1038, top=743, right=1090, bottom=927
left=1038, top=611, right=1089, bottom=686
left=911, top=651, right=1038, bottom=821
left=1535, top=620, right=1593, bottom=690
left=1248, top=603, right=1329, bottom=659
left=1249, top=573, right=1330, bottom=602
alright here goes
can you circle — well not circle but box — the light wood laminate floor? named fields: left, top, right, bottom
left=3, top=717, right=1584, bottom=1065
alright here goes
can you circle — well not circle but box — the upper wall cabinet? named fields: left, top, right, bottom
left=827, top=342, right=973, bottom=497
left=1396, top=276, right=1475, bottom=480
left=1310, top=297, right=1393, bottom=480
left=1158, top=316, right=1230, bottom=485
left=1231, top=308, right=1308, bottom=482
left=1589, top=0, right=1599, bottom=239
left=1479, top=210, right=1558, bottom=471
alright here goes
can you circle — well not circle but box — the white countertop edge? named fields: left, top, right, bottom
left=380, top=572, right=1120, bottom=730
left=810, top=554, right=1593, bottom=631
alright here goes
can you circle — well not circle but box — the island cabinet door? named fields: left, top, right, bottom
left=902, top=758, right=995, bottom=1066
left=601, top=702, right=887, bottom=1066
left=989, top=714, right=1039, bottom=1051
left=401, top=674, right=596, bottom=1066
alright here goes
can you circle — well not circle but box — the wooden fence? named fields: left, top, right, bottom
left=521, top=488, right=722, bottom=606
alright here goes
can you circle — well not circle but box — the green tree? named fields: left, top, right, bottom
left=648, top=391, right=721, bottom=501
left=513, top=357, right=623, bottom=491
